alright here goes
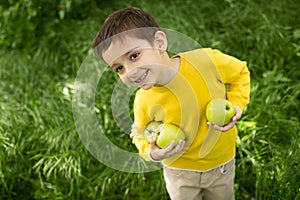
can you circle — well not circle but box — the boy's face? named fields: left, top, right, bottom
left=102, top=35, right=167, bottom=90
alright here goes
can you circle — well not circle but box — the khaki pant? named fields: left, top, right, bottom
left=163, top=159, right=235, bottom=200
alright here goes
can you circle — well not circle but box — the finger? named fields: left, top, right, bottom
left=233, top=106, right=242, bottom=121
left=174, top=140, right=185, bottom=152
left=164, top=140, right=176, bottom=151
left=150, top=136, right=156, bottom=144
left=207, top=122, right=224, bottom=131
left=232, top=114, right=240, bottom=121
left=178, top=139, right=185, bottom=148
left=221, top=122, right=234, bottom=131
left=150, top=137, right=158, bottom=150
left=207, top=122, right=213, bottom=128
left=207, top=122, right=223, bottom=130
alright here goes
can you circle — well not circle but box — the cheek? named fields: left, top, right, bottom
left=120, top=76, right=131, bottom=85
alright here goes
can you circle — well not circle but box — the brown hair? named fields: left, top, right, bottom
left=92, top=7, right=160, bottom=57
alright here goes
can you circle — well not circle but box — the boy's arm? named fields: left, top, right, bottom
left=207, top=48, right=251, bottom=111
left=130, top=123, right=151, bottom=160
left=130, top=95, right=152, bottom=160
left=206, top=49, right=250, bottom=131
left=131, top=95, right=185, bottom=161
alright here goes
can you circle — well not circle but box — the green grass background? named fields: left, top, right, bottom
left=0, top=0, right=299, bottom=199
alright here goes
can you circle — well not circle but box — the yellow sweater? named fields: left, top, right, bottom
left=131, top=48, right=250, bottom=171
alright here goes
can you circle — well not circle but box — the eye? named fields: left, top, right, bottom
left=115, top=66, right=124, bottom=73
left=130, top=52, right=140, bottom=60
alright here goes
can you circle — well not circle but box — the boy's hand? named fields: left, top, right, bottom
left=149, top=137, right=185, bottom=161
left=207, top=106, right=242, bottom=132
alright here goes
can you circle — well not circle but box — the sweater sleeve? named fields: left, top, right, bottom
left=130, top=92, right=151, bottom=161
left=207, top=48, right=251, bottom=111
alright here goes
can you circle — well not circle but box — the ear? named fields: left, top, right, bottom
left=154, top=31, right=168, bottom=52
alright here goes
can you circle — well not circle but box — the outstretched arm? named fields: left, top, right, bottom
left=207, top=49, right=250, bottom=131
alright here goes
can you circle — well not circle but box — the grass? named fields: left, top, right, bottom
left=0, top=0, right=299, bottom=199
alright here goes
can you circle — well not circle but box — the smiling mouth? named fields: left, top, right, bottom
left=134, top=70, right=149, bottom=83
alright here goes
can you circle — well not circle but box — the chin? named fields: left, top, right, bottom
left=141, top=84, right=153, bottom=90
left=142, top=86, right=151, bottom=90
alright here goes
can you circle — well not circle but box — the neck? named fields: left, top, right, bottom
left=156, top=56, right=180, bottom=86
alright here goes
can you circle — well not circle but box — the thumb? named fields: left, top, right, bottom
left=233, top=106, right=242, bottom=121
left=150, top=136, right=157, bottom=147
left=150, top=136, right=156, bottom=145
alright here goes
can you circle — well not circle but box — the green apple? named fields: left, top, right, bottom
left=145, top=122, right=186, bottom=148
left=156, top=123, right=185, bottom=149
left=145, top=121, right=162, bottom=140
left=205, top=98, right=236, bottom=126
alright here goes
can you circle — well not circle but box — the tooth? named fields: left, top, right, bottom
left=135, top=71, right=147, bottom=83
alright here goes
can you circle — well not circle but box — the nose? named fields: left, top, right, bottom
left=124, top=65, right=139, bottom=77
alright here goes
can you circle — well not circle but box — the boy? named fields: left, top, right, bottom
left=92, top=7, right=250, bottom=200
